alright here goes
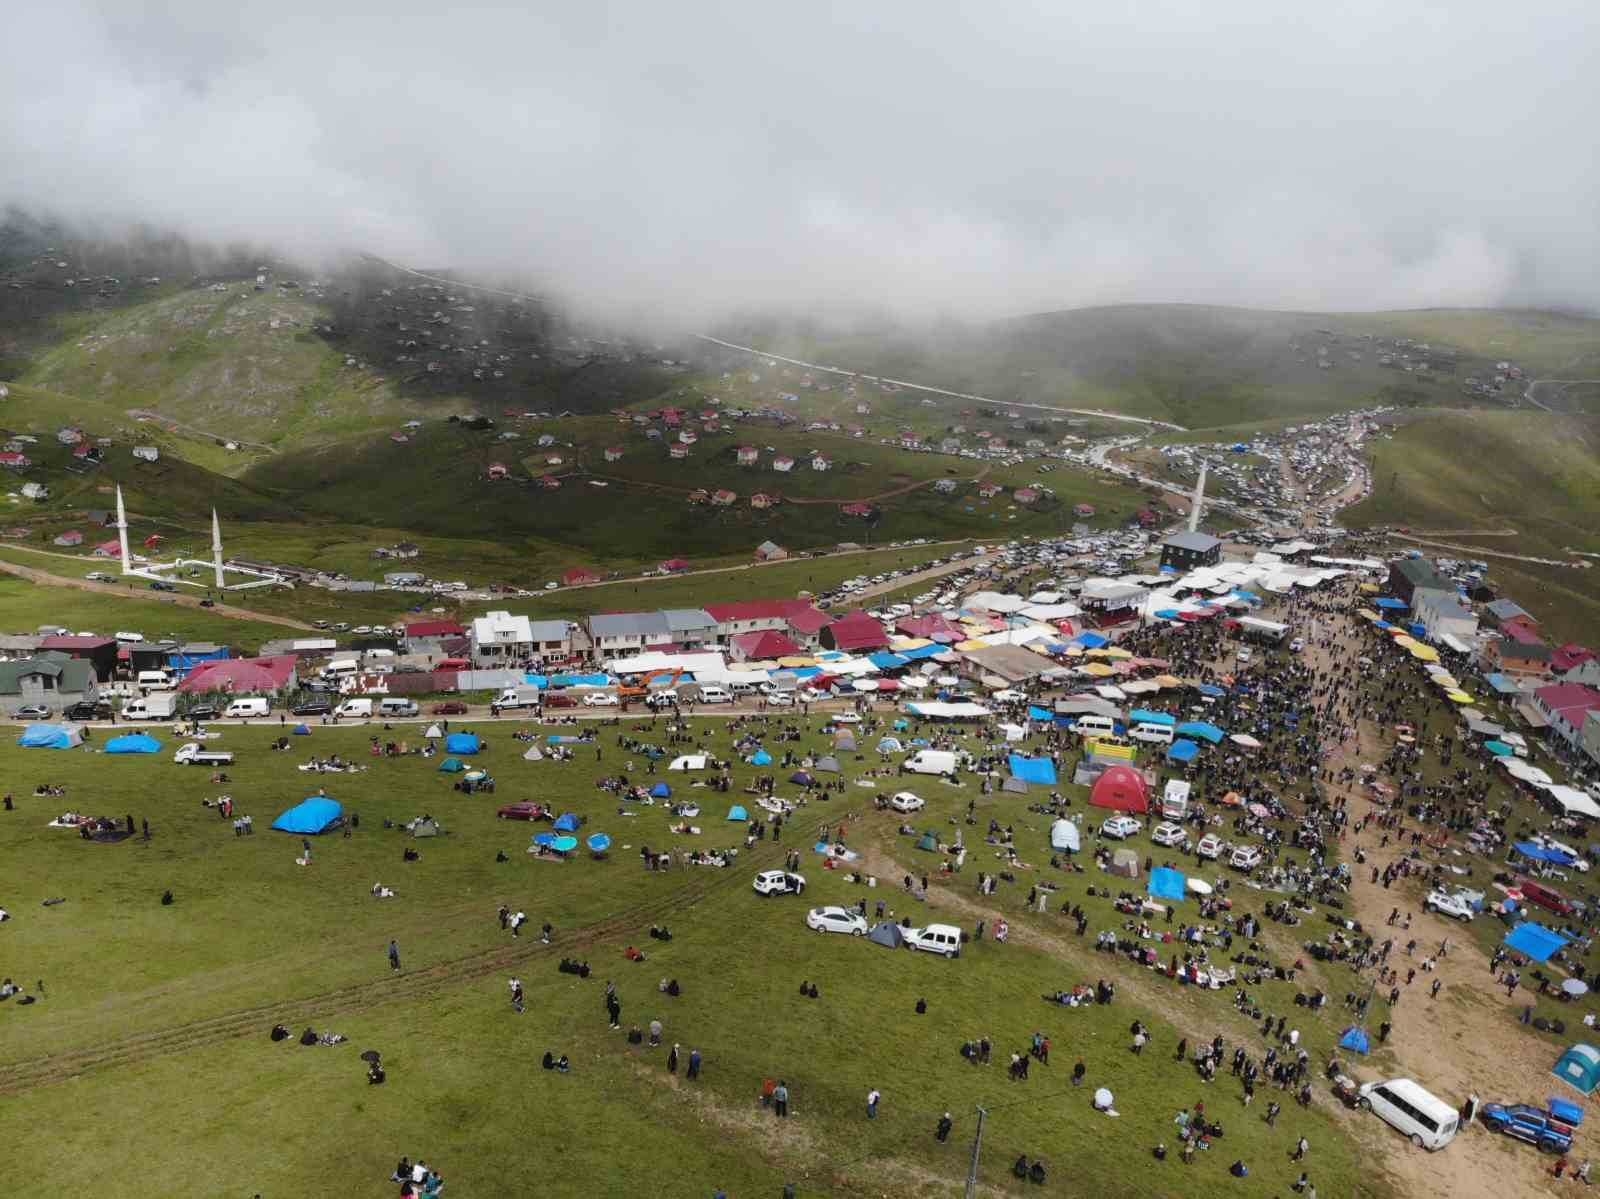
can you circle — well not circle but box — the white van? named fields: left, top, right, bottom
left=323, top=659, right=360, bottom=680
left=903, top=749, right=962, bottom=777
left=333, top=697, right=373, bottom=719
left=1130, top=721, right=1174, bottom=746
left=1071, top=715, right=1116, bottom=738
left=1357, top=1078, right=1460, bottom=1150
left=379, top=697, right=419, bottom=718
left=224, top=698, right=270, bottom=719
left=1161, top=780, right=1191, bottom=820
left=727, top=678, right=760, bottom=695
left=137, top=670, right=174, bottom=692
left=696, top=685, right=733, bottom=704
left=906, top=924, right=963, bottom=958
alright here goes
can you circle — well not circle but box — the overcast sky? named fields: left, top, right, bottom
left=6, top=1, right=1597, bottom=325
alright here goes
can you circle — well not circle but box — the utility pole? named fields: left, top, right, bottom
left=964, top=1105, right=988, bottom=1199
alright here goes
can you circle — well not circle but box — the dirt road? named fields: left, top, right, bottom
left=0, top=556, right=313, bottom=630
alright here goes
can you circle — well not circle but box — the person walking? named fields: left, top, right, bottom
left=668, top=1043, right=680, bottom=1073
left=936, top=1112, right=953, bottom=1142
left=387, top=939, right=401, bottom=972
left=867, top=1087, right=880, bottom=1119
left=773, top=1080, right=789, bottom=1118
left=686, top=1048, right=701, bottom=1080
left=1292, top=1136, right=1308, bottom=1162
left=1430, top=978, right=1441, bottom=999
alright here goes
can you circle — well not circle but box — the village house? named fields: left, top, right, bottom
left=0, top=451, right=32, bottom=470
left=91, top=539, right=123, bottom=560
left=537, top=474, right=561, bottom=490
left=403, top=620, right=467, bottom=654
left=939, top=438, right=962, bottom=454
left=588, top=612, right=673, bottom=656
left=1411, top=587, right=1479, bottom=644
left=0, top=654, right=99, bottom=712
left=729, top=629, right=802, bottom=661
left=604, top=446, right=624, bottom=462
left=810, top=454, right=831, bottom=472
left=711, top=489, right=737, bottom=507
left=820, top=611, right=890, bottom=654
left=932, top=479, right=958, bottom=494
left=1482, top=598, right=1535, bottom=632
left=840, top=502, right=874, bottom=519
left=1160, top=531, right=1222, bottom=572
left=686, top=488, right=710, bottom=505
left=753, top=540, right=787, bottom=561
left=1481, top=624, right=1552, bottom=681
left=486, top=462, right=509, bottom=481
left=702, top=599, right=825, bottom=647
left=37, top=634, right=120, bottom=681
left=750, top=493, right=778, bottom=510
left=977, top=484, right=1003, bottom=499
left=1386, top=558, right=1454, bottom=605
left=561, top=567, right=604, bottom=587
left=53, top=529, right=83, bottom=547
left=1013, top=487, right=1041, bottom=505
left=1532, top=683, right=1600, bottom=751
left=669, top=443, right=690, bottom=459
left=1073, top=503, right=1096, bottom=518
left=773, top=455, right=795, bottom=473
left=736, top=445, right=759, bottom=465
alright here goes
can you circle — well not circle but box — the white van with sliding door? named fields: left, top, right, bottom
left=1071, top=715, right=1116, bottom=738
left=1130, top=721, right=1174, bottom=746
left=1357, top=1078, right=1459, bottom=1150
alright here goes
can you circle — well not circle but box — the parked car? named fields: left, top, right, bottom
left=1236, top=648, right=1253, bottom=664
left=148, top=581, right=176, bottom=592
left=1479, top=1100, right=1579, bottom=1154
left=13, top=704, right=52, bottom=719
left=582, top=692, right=618, bottom=707
left=1228, top=844, right=1263, bottom=870
left=431, top=701, right=469, bottom=715
left=765, top=691, right=795, bottom=706
left=1196, top=833, right=1227, bottom=860
left=1100, top=815, right=1142, bottom=840
left=645, top=691, right=678, bottom=709
left=905, top=923, right=963, bottom=958
left=889, top=791, right=926, bottom=813
left=185, top=704, right=220, bottom=721
left=752, top=870, right=807, bottom=896
left=1289, top=637, right=1305, bottom=652
left=497, top=802, right=545, bottom=821
left=1150, top=821, right=1189, bottom=848
left=1423, top=889, right=1476, bottom=922
left=543, top=694, right=578, bottom=709
left=291, top=700, right=332, bottom=716
left=63, top=701, right=111, bottom=720
left=805, top=906, right=867, bottom=936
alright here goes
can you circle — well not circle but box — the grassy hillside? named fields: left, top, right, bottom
left=1343, top=408, right=1600, bottom=642
left=725, top=304, right=1600, bottom=429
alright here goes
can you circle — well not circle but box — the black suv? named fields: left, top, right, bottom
left=291, top=699, right=332, bottom=716
left=64, top=701, right=112, bottom=720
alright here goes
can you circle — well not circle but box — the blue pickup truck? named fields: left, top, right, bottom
left=1479, top=1098, right=1582, bottom=1154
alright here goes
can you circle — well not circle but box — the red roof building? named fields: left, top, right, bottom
left=604, top=446, right=625, bottom=462
left=404, top=620, right=466, bottom=640
left=711, top=489, right=738, bottom=506
left=897, top=614, right=964, bottom=640
left=1553, top=644, right=1596, bottom=673
left=91, top=539, right=123, bottom=558
left=1533, top=683, right=1600, bottom=748
left=736, top=446, right=759, bottom=465
left=659, top=558, right=691, bottom=573
left=0, top=452, right=31, bottom=468
left=840, top=502, right=874, bottom=518
left=730, top=630, right=802, bottom=661
left=180, top=654, right=299, bottom=694
left=750, top=493, right=777, bottom=509
left=1014, top=487, right=1041, bottom=505
left=561, top=568, right=604, bottom=586
left=820, top=612, right=890, bottom=653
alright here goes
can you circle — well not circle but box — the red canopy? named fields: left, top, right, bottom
left=1088, top=766, right=1149, bottom=813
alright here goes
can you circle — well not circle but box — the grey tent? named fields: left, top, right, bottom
left=834, top=733, right=857, bottom=752
left=1002, top=777, right=1028, bottom=794
left=867, top=921, right=907, bottom=949
left=815, top=755, right=841, bottom=774
left=1110, top=847, right=1140, bottom=878
left=522, top=746, right=544, bottom=761
left=916, top=829, right=939, bottom=852
left=1050, top=818, right=1080, bottom=852
left=412, top=818, right=440, bottom=838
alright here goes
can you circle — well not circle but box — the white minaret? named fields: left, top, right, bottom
left=114, top=484, right=131, bottom=574
left=211, top=508, right=225, bottom=588
left=1187, top=462, right=1208, bottom=534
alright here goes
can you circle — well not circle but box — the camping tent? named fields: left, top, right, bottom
left=1050, top=817, right=1081, bottom=852
left=789, top=770, right=815, bottom=785
left=834, top=733, right=857, bottom=752
left=1008, top=755, right=1057, bottom=785
left=877, top=737, right=903, bottom=753
left=522, top=746, right=543, bottom=761
left=1554, top=1044, right=1600, bottom=1095
left=412, top=817, right=439, bottom=838
left=1001, top=777, right=1029, bottom=794
left=669, top=754, right=708, bottom=771
left=444, top=732, right=480, bottom=755
left=916, top=829, right=939, bottom=851
left=437, top=757, right=465, bottom=773
left=18, top=723, right=82, bottom=749
left=867, top=921, right=907, bottom=949
left=750, top=749, right=773, bottom=766
left=1089, top=766, right=1149, bottom=813
left=1338, top=1026, right=1371, bottom=1055
left=270, top=796, right=343, bottom=835
left=1505, top=922, right=1569, bottom=962
left=1166, top=739, right=1200, bottom=763
left=293, top=723, right=311, bottom=735
left=815, top=755, right=841, bottom=773
left=1109, top=848, right=1140, bottom=878
left=423, top=723, right=443, bottom=738
left=105, top=733, right=161, bottom=754
left=727, top=804, right=748, bottom=822
left=1514, top=841, right=1578, bottom=866
left=553, top=812, right=580, bottom=832
left=649, top=782, right=671, bottom=798
left=1148, top=867, right=1186, bottom=902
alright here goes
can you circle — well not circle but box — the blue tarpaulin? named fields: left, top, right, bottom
left=549, top=672, right=611, bottom=687
left=1373, top=620, right=1394, bottom=630
left=521, top=674, right=548, bottom=687
left=1008, top=755, right=1057, bottom=785
left=105, top=733, right=161, bottom=754
left=1374, top=597, right=1408, bottom=610
left=1148, top=867, right=1186, bottom=901
left=1194, top=684, right=1225, bottom=697
left=1166, top=739, right=1200, bottom=762
left=898, top=644, right=944, bottom=661
left=1486, top=673, right=1523, bottom=694
left=271, top=796, right=343, bottom=835
left=1484, top=740, right=1513, bottom=757
left=868, top=651, right=909, bottom=669
left=1073, top=631, right=1109, bottom=649
left=1027, top=705, right=1054, bottom=722
left=1154, top=609, right=1182, bottom=620
left=444, top=732, right=480, bottom=755
left=1176, top=721, right=1224, bottom=744
left=1505, top=922, right=1571, bottom=962
left=18, top=723, right=79, bottom=749
left=1129, top=709, right=1176, bottom=726
left=1514, top=841, right=1578, bottom=865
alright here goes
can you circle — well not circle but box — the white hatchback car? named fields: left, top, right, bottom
left=889, top=791, right=925, bottom=813
left=1100, top=815, right=1142, bottom=840
left=1150, top=821, right=1189, bottom=848
left=805, top=906, right=867, bottom=936
left=752, top=870, right=807, bottom=897
left=1423, top=889, right=1475, bottom=922
left=1229, top=844, right=1263, bottom=870
left=1196, top=833, right=1227, bottom=860
left=765, top=692, right=795, bottom=706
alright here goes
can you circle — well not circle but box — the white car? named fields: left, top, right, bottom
left=1236, top=648, right=1254, bottom=665
left=765, top=691, right=795, bottom=706
left=1289, top=638, right=1305, bottom=653
left=831, top=713, right=862, bottom=724
left=1228, top=844, right=1263, bottom=870
left=1150, top=821, right=1189, bottom=849
left=889, top=791, right=925, bottom=813
left=805, top=906, right=867, bottom=936
left=1196, top=833, right=1227, bottom=860
left=582, top=693, right=619, bottom=707
left=991, top=689, right=1027, bottom=703
left=753, top=870, right=807, bottom=896
left=1423, top=889, right=1475, bottom=922
left=1100, top=815, right=1142, bottom=840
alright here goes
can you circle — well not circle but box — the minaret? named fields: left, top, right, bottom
left=211, top=509, right=225, bottom=588
left=1187, top=463, right=1207, bottom=534
left=115, top=484, right=131, bottom=574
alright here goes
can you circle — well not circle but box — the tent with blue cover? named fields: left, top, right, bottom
left=1129, top=709, right=1176, bottom=726
left=444, top=732, right=480, bottom=755
left=437, top=757, right=465, bottom=773
left=1154, top=608, right=1182, bottom=620
left=1008, top=755, right=1057, bottom=785
left=587, top=832, right=610, bottom=855
left=1505, top=921, right=1569, bottom=962
left=789, top=770, right=814, bottom=786
left=553, top=812, right=580, bottom=832
left=1484, top=740, right=1513, bottom=757
left=1176, top=721, right=1224, bottom=744
left=877, top=737, right=903, bottom=753
left=1515, top=841, right=1578, bottom=865
left=726, top=804, right=748, bottom=821
left=1148, top=867, right=1186, bottom=902
left=18, top=723, right=82, bottom=749
left=916, top=829, right=939, bottom=851
left=271, top=796, right=343, bottom=835
left=649, top=782, right=671, bottom=798
left=1073, top=631, right=1109, bottom=649
left=106, top=733, right=161, bottom=754
left=1374, top=597, right=1408, bottom=610
left=293, top=723, right=311, bottom=735
left=892, top=718, right=909, bottom=731
left=1554, top=1045, right=1600, bottom=1096
left=1194, top=684, right=1224, bottom=697
left=1027, top=705, right=1053, bottom=722
left=533, top=832, right=557, bottom=847
left=750, top=749, right=772, bottom=766
left=1338, top=1026, right=1371, bottom=1055
left=1166, top=739, right=1200, bottom=763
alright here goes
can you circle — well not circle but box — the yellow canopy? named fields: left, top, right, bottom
left=1359, top=582, right=1380, bottom=593
left=1358, top=609, right=1381, bottom=621
left=1431, top=674, right=1461, bottom=688
left=1407, top=644, right=1440, bottom=663
left=955, top=638, right=989, bottom=651
left=1153, top=674, right=1184, bottom=688
left=1445, top=689, right=1474, bottom=703
left=1084, top=647, right=1113, bottom=658
left=1061, top=646, right=1084, bottom=657
left=776, top=656, right=815, bottom=668
left=1080, top=662, right=1116, bottom=677
left=1101, top=647, right=1134, bottom=659
left=1392, top=635, right=1418, bottom=648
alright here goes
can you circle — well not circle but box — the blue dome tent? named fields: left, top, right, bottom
left=553, top=812, right=580, bottom=832
left=750, top=749, right=772, bottom=766
left=106, top=733, right=161, bottom=754
left=292, top=723, right=311, bottom=735
left=1554, top=1044, right=1600, bottom=1095
left=649, top=782, right=671, bottom=798
left=727, top=804, right=748, bottom=821
left=270, top=796, right=343, bottom=835
left=1338, top=1026, right=1370, bottom=1055
left=437, top=757, right=465, bottom=773
left=444, top=732, right=480, bottom=755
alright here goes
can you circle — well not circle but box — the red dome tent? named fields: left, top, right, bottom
left=1088, top=765, right=1149, bottom=813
